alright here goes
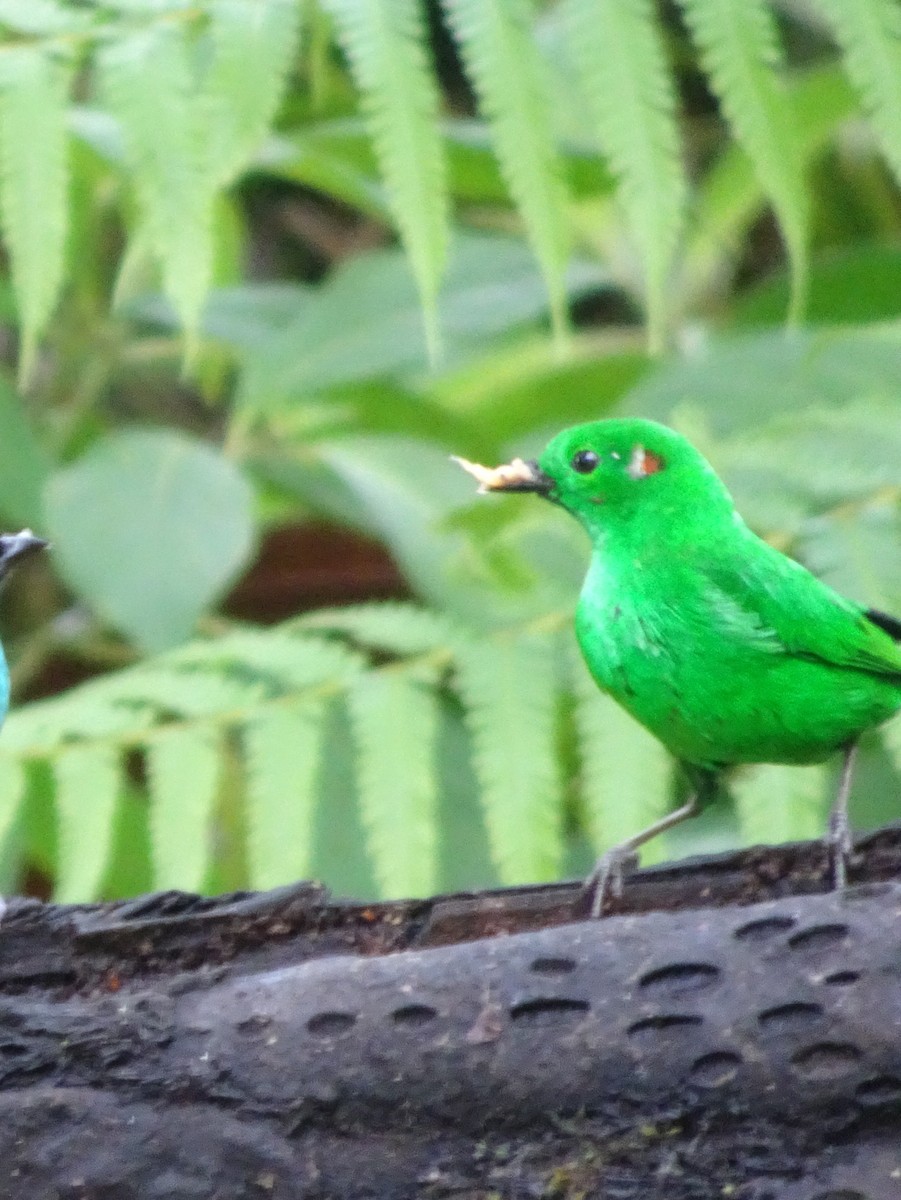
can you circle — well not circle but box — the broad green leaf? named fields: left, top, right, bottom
left=0, top=0, right=90, bottom=33
left=44, top=428, right=254, bottom=652
left=54, top=744, right=121, bottom=902
left=562, top=0, right=686, bottom=351
left=442, top=0, right=571, bottom=343
left=454, top=632, right=562, bottom=883
left=812, top=0, right=901, bottom=188
left=147, top=723, right=220, bottom=891
left=349, top=671, right=439, bottom=897
left=569, top=647, right=671, bottom=860
left=321, top=0, right=448, bottom=359
left=735, top=244, right=901, bottom=327
left=99, top=25, right=213, bottom=354
left=677, top=0, right=808, bottom=321
left=734, top=762, right=828, bottom=847
left=244, top=702, right=324, bottom=889
left=236, top=233, right=608, bottom=411
left=0, top=46, right=72, bottom=384
left=798, top=506, right=901, bottom=614
left=0, top=753, right=24, bottom=858
left=0, top=372, right=50, bottom=526
left=205, top=0, right=302, bottom=185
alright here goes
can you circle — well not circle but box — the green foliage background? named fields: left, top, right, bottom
left=0, top=0, right=899, bottom=902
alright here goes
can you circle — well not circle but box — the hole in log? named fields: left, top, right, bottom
left=855, top=1074, right=901, bottom=1106
left=823, top=970, right=860, bottom=986
left=307, top=1012, right=356, bottom=1037
left=530, top=956, right=576, bottom=976
left=792, top=1041, right=861, bottom=1079
left=391, top=1004, right=437, bottom=1027
left=627, top=1014, right=702, bottom=1041
left=758, top=1002, right=824, bottom=1032
left=509, top=997, right=589, bottom=1025
left=639, top=963, right=721, bottom=996
left=689, top=1050, right=741, bottom=1087
left=788, top=924, right=850, bottom=953
left=734, top=915, right=796, bottom=941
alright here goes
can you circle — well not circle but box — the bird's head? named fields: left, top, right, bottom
left=0, top=529, right=48, bottom=581
left=455, top=418, right=733, bottom=539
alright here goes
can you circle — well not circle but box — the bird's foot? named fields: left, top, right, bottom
left=825, top=806, right=853, bottom=890
left=581, top=846, right=639, bottom=919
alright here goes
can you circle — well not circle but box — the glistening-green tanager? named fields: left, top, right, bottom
left=456, top=419, right=901, bottom=915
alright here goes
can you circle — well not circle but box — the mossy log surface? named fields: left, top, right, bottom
left=1, top=828, right=901, bottom=1199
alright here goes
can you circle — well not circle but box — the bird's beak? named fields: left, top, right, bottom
left=452, top=455, right=555, bottom=496
left=0, top=529, right=48, bottom=578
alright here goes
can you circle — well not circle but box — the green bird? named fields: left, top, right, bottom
left=455, top=418, right=901, bottom=915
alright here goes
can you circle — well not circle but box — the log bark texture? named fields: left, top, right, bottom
left=1, top=828, right=901, bottom=1199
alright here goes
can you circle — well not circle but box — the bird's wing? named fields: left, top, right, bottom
left=703, top=533, right=901, bottom=681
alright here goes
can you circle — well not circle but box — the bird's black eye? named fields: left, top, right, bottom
left=571, top=450, right=599, bottom=474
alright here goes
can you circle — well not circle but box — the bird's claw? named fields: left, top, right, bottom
left=581, top=846, right=639, bottom=918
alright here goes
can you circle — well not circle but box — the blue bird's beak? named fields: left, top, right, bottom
left=0, top=529, right=48, bottom=579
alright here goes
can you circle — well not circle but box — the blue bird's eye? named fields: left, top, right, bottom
left=571, top=450, right=599, bottom=474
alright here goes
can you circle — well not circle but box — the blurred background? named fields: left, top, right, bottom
left=0, top=0, right=900, bottom=904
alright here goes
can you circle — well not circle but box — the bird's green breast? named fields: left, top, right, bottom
left=575, top=550, right=901, bottom=770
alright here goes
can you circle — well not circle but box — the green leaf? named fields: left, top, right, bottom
left=235, top=233, right=608, bottom=417
left=734, top=762, right=828, bottom=847
left=562, top=0, right=686, bottom=350
left=0, top=371, right=50, bottom=527
left=243, top=701, right=324, bottom=889
left=0, top=0, right=90, bottom=33
left=44, top=428, right=255, bottom=652
left=0, top=752, right=24, bottom=859
left=0, top=46, right=71, bottom=384
left=321, top=0, right=448, bottom=360
left=812, top=0, right=901, bottom=188
left=99, top=24, right=214, bottom=355
left=442, top=0, right=571, bottom=343
left=677, top=0, right=809, bottom=321
left=349, top=671, right=439, bottom=897
left=147, top=723, right=220, bottom=891
left=54, top=744, right=121, bottom=902
left=454, top=632, right=562, bottom=883
left=569, top=646, right=671, bottom=860
left=205, top=0, right=302, bottom=185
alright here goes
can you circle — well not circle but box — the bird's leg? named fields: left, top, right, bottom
left=826, top=740, right=858, bottom=889
left=582, top=766, right=716, bottom=919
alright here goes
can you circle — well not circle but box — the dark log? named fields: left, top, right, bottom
left=1, top=828, right=901, bottom=1199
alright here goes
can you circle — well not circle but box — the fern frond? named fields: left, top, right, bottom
left=569, top=646, right=671, bottom=859
left=147, top=723, right=221, bottom=891
left=54, top=744, right=121, bottom=903
left=99, top=24, right=214, bottom=356
left=204, top=0, right=302, bottom=185
left=243, top=701, right=324, bottom=890
left=0, top=46, right=72, bottom=385
left=349, top=671, right=439, bottom=897
left=561, top=0, right=686, bottom=352
left=811, top=0, right=901, bottom=188
left=677, top=0, right=809, bottom=321
left=299, top=601, right=462, bottom=657
left=441, top=0, right=571, bottom=344
left=320, top=0, right=449, bottom=360
left=454, top=632, right=562, bottom=884
left=734, top=762, right=828, bottom=847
